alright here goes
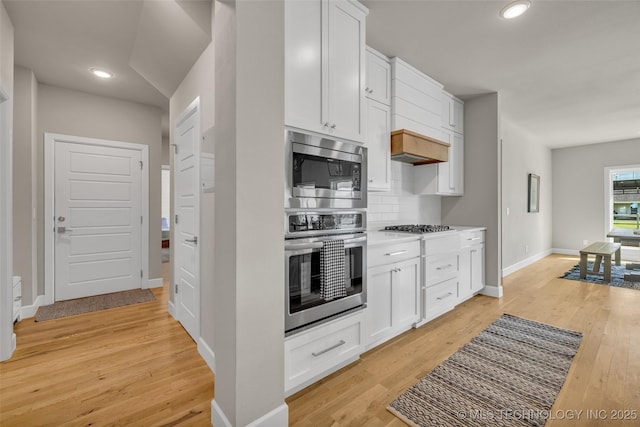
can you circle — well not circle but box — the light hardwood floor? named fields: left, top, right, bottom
left=2, top=255, right=639, bottom=426
left=0, top=262, right=214, bottom=426
left=286, top=254, right=640, bottom=426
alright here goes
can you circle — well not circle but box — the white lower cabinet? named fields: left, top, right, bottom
left=284, top=310, right=364, bottom=396
left=366, top=239, right=421, bottom=349
left=423, top=234, right=460, bottom=323
left=459, top=230, right=486, bottom=302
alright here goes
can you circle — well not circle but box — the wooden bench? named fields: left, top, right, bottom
left=579, top=242, right=621, bottom=283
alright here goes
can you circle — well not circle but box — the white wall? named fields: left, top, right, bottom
left=442, top=93, right=502, bottom=292
left=37, top=84, right=164, bottom=284
left=0, top=0, right=15, bottom=362
left=501, top=119, right=552, bottom=272
left=12, top=66, right=38, bottom=305
left=368, top=161, right=441, bottom=227
left=552, top=137, right=640, bottom=252
left=213, top=0, right=286, bottom=425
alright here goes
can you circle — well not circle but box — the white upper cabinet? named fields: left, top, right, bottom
left=285, top=0, right=368, bottom=143
left=366, top=99, right=391, bottom=191
left=365, top=47, right=391, bottom=105
left=442, top=91, right=464, bottom=134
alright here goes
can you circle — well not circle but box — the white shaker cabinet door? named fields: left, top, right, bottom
left=366, top=99, right=391, bottom=191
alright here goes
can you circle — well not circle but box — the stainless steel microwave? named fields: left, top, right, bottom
left=285, top=130, right=367, bottom=209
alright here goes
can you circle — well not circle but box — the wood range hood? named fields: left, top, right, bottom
left=390, top=129, right=450, bottom=165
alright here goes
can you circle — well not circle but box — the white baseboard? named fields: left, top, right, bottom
left=246, top=403, right=288, bottom=427
left=212, top=400, right=232, bottom=427
left=480, top=285, right=503, bottom=298
left=212, top=400, right=288, bottom=427
left=502, top=249, right=553, bottom=277
left=552, top=248, right=579, bottom=256
left=20, top=294, right=46, bottom=319
left=197, top=337, right=216, bottom=373
left=167, top=300, right=176, bottom=318
left=145, top=277, right=162, bottom=289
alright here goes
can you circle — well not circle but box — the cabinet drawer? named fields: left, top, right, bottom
left=285, top=311, right=363, bottom=394
left=425, top=252, right=459, bottom=285
left=368, top=240, right=420, bottom=267
left=425, top=277, right=458, bottom=319
left=460, top=230, right=485, bottom=248
left=424, top=234, right=459, bottom=255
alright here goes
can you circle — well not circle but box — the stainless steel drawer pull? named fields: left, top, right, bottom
left=436, top=264, right=453, bottom=270
left=436, top=292, right=453, bottom=300
left=386, top=250, right=408, bottom=257
left=468, top=237, right=481, bottom=241
left=312, top=340, right=346, bottom=357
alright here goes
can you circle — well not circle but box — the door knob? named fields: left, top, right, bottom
left=58, top=216, right=65, bottom=222
left=185, top=236, right=198, bottom=245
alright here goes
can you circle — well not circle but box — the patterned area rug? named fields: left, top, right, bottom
left=561, top=262, right=640, bottom=290
left=388, top=314, right=582, bottom=427
left=35, top=289, right=156, bottom=322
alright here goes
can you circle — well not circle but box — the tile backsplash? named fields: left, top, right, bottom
left=368, top=161, right=441, bottom=228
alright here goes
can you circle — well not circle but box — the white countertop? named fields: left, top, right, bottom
left=367, top=225, right=486, bottom=246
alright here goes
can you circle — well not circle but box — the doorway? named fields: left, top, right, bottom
left=172, top=98, right=201, bottom=342
left=44, top=133, right=150, bottom=304
left=605, top=165, right=640, bottom=262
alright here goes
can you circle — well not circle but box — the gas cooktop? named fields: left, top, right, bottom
left=383, top=224, right=454, bottom=234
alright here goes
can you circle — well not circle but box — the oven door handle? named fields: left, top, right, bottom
left=285, top=241, right=324, bottom=251
left=343, top=236, right=367, bottom=245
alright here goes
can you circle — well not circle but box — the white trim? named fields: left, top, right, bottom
left=44, top=133, right=149, bottom=304
left=479, top=285, right=503, bottom=298
left=167, top=300, right=176, bottom=318
left=197, top=337, right=216, bottom=373
left=246, top=404, right=289, bottom=427
left=552, top=248, right=579, bottom=256
left=0, top=84, right=16, bottom=361
left=145, top=277, right=163, bottom=289
left=212, top=400, right=233, bottom=427
left=20, top=295, right=46, bottom=319
left=502, top=249, right=553, bottom=277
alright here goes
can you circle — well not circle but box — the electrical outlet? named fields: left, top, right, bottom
left=583, top=239, right=589, bottom=245
left=506, top=207, right=510, bottom=216
left=525, top=244, right=529, bottom=253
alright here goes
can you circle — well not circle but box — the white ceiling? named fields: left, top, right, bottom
left=363, top=0, right=640, bottom=148
left=4, top=0, right=639, bottom=149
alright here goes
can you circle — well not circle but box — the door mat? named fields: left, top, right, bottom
left=561, top=262, right=640, bottom=291
left=388, top=314, right=583, bottom=427
left=35, top=289, right=156, bottom=322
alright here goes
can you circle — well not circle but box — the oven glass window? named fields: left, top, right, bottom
left=288, top=246, right=363, bottom=314
left=292, top=152, right=361, bottom=192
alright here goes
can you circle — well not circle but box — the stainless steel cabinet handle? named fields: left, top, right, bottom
left=385, top=250, right=408, bottom=257
left=436, top=292, right=453, bottom=300
left=185, top=236, right=198, bottom=245
left=467, top=237, right=481, bottom=241
left=57, top=227, right=74, bottom=233
left=312, top=340, right=346, bottom=357
left=343, top=236, right=367, bottom=245
left=436, top=264, right=453, bottom=270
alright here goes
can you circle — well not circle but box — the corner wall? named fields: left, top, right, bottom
left=501, top=119, right=553, bottom=274
left=441, top=93, right=502, bottom=292
left=552, top=137, right=640, bottom=252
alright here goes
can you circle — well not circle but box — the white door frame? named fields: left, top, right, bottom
left=171, top=97, right=201, bottom=341
left=0, top=84, right=15, bottom=361
left=44, top=133, right=150, bottom=305
left=604, top=164, right=640, bottom=261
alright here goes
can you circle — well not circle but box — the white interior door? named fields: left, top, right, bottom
left=54, top=141, right=142, bottom=301
left=173, top=100, right=200, bottom=342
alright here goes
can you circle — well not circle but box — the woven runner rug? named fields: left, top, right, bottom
left=35, top=289, right=156, bottom=322
left=561, top=262, right=640, bottom=290
left=388, top=314, right=583, bottom=427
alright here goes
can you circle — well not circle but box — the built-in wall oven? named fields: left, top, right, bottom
left=285, top=130, right=367, bottom=209
left=285, top=211, right=366, bottom=334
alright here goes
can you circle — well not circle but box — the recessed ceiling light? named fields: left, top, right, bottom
left=500, top=0, right=531, bottom=19
left=90, top=68, right=114, bottom=79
